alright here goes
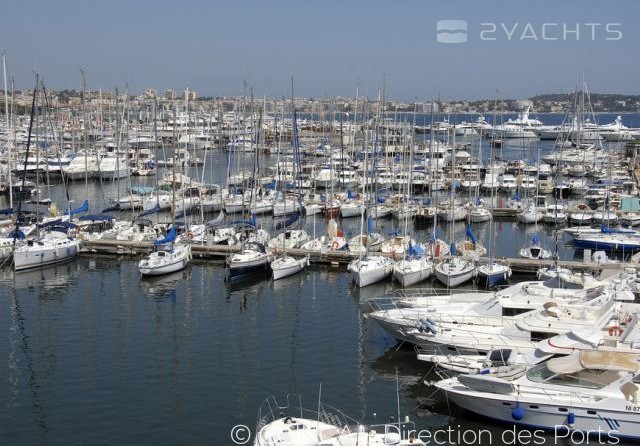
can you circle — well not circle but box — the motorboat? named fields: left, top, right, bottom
left=435, top=350, right=640, bottom=439
left=254, top=395, right=425, bottom=446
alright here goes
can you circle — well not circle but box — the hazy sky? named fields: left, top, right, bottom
left=2, top=0, right=638, bottom=100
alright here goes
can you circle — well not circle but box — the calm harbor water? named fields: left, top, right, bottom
left=1, top=114, right=638, bottom=445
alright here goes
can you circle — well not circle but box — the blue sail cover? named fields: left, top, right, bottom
left=130, top=186, right=155, bottom=195
left=0, top=207, right=13, bottom=215
left=407, top=243, right=425, bottom=256
left=79, top=214, right=114, bottom=222
left=231, top=213, right=257, bottom=227
left=65, top=199, right=89, bottom=215
left=367, top=216, right=375, bottom=235
left=347, top=189, right=356, bottom=199
left=154, top=227, right=177, bottom=245
left=39, top=219, right=63, bottom=229
left=9, top=228, right=25, bottom=239
left=466, top=225, right=477, bottom=246
left=275, top=211, right=299, bottom=230
left=137, top=204, right=160, bottom=217
left=600, top=225, right=632, bottom=235
left=450, top=243, right=457, bottom=256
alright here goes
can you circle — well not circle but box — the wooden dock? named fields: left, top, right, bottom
left=80, top=239, right=639, bottom=275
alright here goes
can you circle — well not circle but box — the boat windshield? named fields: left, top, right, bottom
left=526, top=362, right=617, bottom=390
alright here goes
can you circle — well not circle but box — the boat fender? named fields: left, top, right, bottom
left=567, top=412, right=576, bottom=428
left=426, top=317, right=436, bottom=326
left=511, top=406, right=525, bottom=421
left=479, top=369, right=490, bottom=375
left=609, top=326, right=624, bottom=337
left=424, top=321, right=437, bottom=334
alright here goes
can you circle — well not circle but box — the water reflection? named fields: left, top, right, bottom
left=139, top=267, right=192, bottom=301
left=8, top=289, right=49, bottom=434
left=0, top=262, right=78, bottom=296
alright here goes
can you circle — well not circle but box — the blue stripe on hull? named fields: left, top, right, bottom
left=228, top=263, right=270, bottom=280
left=477, top=272, right=508, bottom=288
left=573, top=239, right=640, bottom=251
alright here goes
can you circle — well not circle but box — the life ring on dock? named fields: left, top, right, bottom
left=609, top=326, right=624, bottom=337
left=187, top=232, right=194, bottom=239
left=331, top=240, right=340, bottom=250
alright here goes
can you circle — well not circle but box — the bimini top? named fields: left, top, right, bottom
left=547, top=350, right=640, bottom=375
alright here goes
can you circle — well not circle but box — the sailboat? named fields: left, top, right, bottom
left=434, top=129, right=475, bottom=288
left=270, top=104, right=309, bottom=281
left=228, top=241, right=271, bottom=279
left=13, top=79, right=82, bottom=272
left=393, top=243, right=433, bottom=287
left=520, top=234, right=552, bottom=259
left=138, top=227, right=191, bottom=276
left=392, top=130, right=432, bottom=287
left=347, top=104, right=394, bottom=288
left=434, top=250, right=475, bottom=288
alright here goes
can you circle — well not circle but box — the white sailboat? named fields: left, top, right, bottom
left=434, top=256, right=475, bottom=288
left=271, top=255, right=309, bottom=280
left=347, top=112, right=393, bottom=288
left=393, top=250, right=433, bottom=287
left=14, top=232, right=80, bottom=271
left=138, top=227, right=191, bottom=276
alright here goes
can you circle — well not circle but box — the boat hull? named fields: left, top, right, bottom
left=14, top=239, right=80, bottom=271
left=139, top=256, right=189, bottom=276
left=228, top=257, right=270, bottom=279
left=445, top=391, right=640, bottom=440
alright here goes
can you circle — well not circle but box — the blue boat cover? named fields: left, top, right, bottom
left=154, top=227, right=177, bottom=245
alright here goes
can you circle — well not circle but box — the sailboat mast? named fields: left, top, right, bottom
left=80, top=70, right=89, bottom=199
left=171, top=106, right=177, bottom=227
left=2, top=52, right=12, bottom=209
left=12, top=75, right=38, bottom=249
